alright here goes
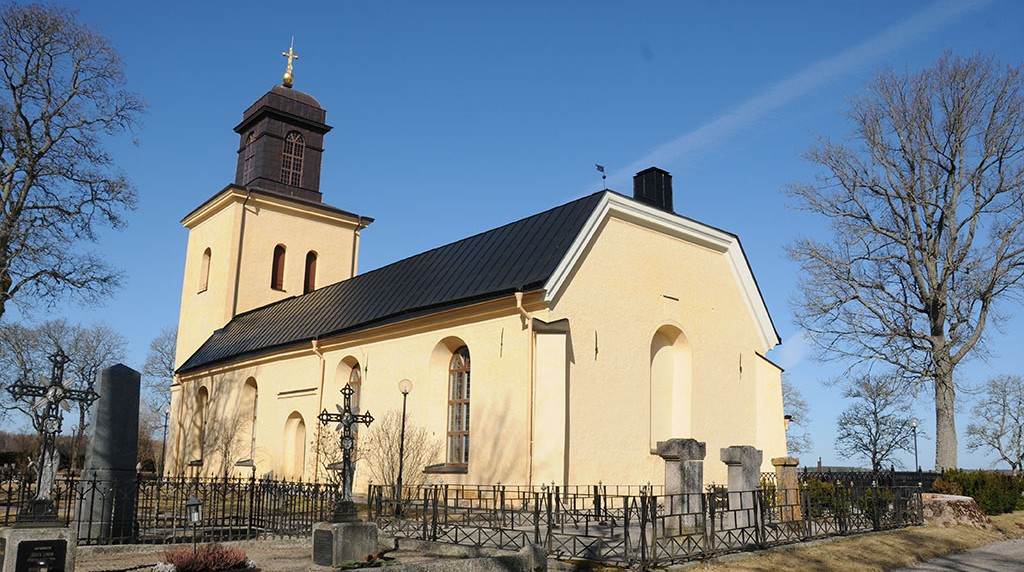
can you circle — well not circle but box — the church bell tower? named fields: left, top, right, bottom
left=174, top=47, right=372, bottom=369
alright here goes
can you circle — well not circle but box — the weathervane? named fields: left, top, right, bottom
left=318, top=383, right=373, bottom=521
left=596, top=164, right=607, bottom=189
left=7, top=349, right=100, bottom=521
left=282, top=37, right=299, bottom=88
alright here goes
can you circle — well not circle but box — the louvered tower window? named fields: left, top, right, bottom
left=280, top=131, right=304, bottom=186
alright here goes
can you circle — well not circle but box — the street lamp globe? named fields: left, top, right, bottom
left=398, top=378, right=413, bottom=395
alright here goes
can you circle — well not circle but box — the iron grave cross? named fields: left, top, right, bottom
left=318, top=383, right=373, bottom=521
left=7, top=349, right=100, bottom=520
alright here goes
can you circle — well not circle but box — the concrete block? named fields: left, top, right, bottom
left=312, top=521, right=378, bottom=566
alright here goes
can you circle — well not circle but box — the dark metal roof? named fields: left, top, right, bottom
left=178, top=191, right=606, bottom=373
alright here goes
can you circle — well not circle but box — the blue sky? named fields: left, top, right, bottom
left=9, top=0, right=1023, bottom=470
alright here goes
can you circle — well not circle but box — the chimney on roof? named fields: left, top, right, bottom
left=633, top=167, right=673, bottom=213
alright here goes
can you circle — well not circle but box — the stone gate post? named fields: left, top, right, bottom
left=772, top=456, right=801, bottom=521
left=720, top=445, right=762, bottom=529
left=653, top=438, right=705, bottom=531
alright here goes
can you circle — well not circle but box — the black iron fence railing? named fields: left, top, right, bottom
left=799, top=469, right=943, bottom=491
left=0, top=473, right=339, bottom=544
left=368, top=483, right=923, bottom=567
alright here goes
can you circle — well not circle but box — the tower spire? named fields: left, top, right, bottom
left=281, top=37, right=299, bottom=88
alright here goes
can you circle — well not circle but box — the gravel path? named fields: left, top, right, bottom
left=888, top=538, right=1024, bottom=572
left=74, top=539, right=441, bottom=572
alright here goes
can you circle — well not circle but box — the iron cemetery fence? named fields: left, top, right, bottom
left=368, top=482, right=923, bottom=567
left=0, top=473, right=338, bottom=544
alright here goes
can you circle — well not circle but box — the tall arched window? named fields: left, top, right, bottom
left=447, top=346, right=471, bottom=465
left=195, top=386, right=209, bottom=462
left=271, top=244, right=286, bottom=290
left=242, top=131, right=256, bottom=182
left=198, top=248, right=211, bottom=293
left=349, top=364, right=362, bottom=412
left=280, top=131, right=304, bottom=186
left=303, top=251, right=317, bottom=294
left=649, top=325, right=693, bottom=447
left=241, top=378, right=258, bottom=460
left=283, top=412, right=306, bottom=480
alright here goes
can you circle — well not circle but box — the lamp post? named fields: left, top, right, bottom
left=396, top=378, right=413, bottom=516
left=185, top=495, right=203, bottom=555
left=160, top=408, right=169, bottom=476
left=910, top=419, right=919, bottom=472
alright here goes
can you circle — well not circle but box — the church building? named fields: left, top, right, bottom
left=167, top=63, right=787, bottom=487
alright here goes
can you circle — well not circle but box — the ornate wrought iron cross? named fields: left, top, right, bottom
left=7, top=349, right=100, bottom=520
left=318, top=383, right=373, bottom=521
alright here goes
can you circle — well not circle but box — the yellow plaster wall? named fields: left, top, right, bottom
left=171, top=306, right=534, bottom=488
left=231, top=197, right=361, bottom=317
left=176, top=203, right=241, bottom=369
left=546, top=216, right=785, bottom=485
left=175, top=189, right=364, bottom=369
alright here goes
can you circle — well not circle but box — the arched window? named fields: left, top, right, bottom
left=303, top=251, right=317, bottom=294
left=271, top=244, right=286, bottom=290
left=280, top=131, right=304, bottom=186
left=649, top=325, right=693, bottom=447
left=241, top=378, right=258, bottom=460
left=242, top=131, right=256, bottom=182
left=349, top=363, right=362, bottom=412
left=195, top=386, right=209, bottom=462
left=198, top=248, right=211, bottom=293
left=447, top=346, right=471, bottom=465
left=283, top=412, right=306, bottom=480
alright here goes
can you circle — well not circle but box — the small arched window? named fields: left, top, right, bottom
left=447, top=346, right=471, bottom=465
left=198, top=248, right=211, bottom=293
left=303, top=251, right=317, bottom=294
left=271, top=244, right=286, bottom=290
left=242, top=131, right=257, bottom=182
left=280, top=131, right=304, bottom=186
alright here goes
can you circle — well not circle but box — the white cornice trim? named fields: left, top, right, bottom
left=542, top=193, right=780, bottom=351
left=182, top=186, right=369, bottom=229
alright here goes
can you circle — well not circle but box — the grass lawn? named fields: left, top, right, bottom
left=695, top=510, right=1024, bottom=572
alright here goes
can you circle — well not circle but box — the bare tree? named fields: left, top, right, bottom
left=0, top=321, right=46, bottom=420
left=782, top=377, right=812, bottom=456
left=358, top=410, right=441, bottom=490
left=0, top=319, right=125, bottom=469
left=0, top=4, right=144, bottom=319
left=835, top=373, right=918, bottom=472
left=142, top=327, right=176, bottom=408
left=788, top=53, right=1024, bottom=470
left=966, top=374, right=1024, bottom=475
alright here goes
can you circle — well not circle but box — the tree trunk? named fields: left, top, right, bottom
left=934, top=368, right=958, bottom=470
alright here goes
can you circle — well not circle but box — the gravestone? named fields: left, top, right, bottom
left=772, top=456, right=801, bottom=521
left=720, top=445, right=763, bottom=529
left=73, top=364, right=141, bottom=543
left=1, top=350, right=88, bottom=572
left=652, top=438, right=705, bottom=531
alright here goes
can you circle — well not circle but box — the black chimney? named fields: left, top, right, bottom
left=633, top=167, right=673, bottom=213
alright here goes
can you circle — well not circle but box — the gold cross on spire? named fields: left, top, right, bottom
left=281, top=37, right=299, bottom=88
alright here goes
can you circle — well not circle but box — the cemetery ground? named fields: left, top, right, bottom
left=70, top=509, right=1024, bottom=572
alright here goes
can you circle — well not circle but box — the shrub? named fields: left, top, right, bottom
left=802, top=478, right=839, bottom=518
left=161, top=544, right=250, bottom=572
left=939, top=470, right=1024, bottom=515
left=930, top=477, right=963, bottom=496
